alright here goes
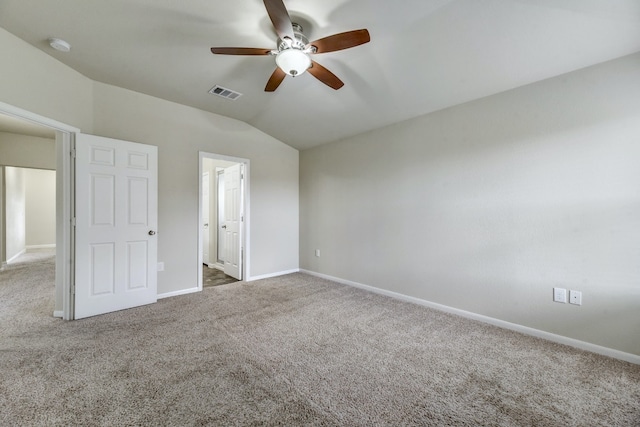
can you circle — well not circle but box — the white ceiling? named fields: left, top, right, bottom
left=1, top=0, right=639, bottom=150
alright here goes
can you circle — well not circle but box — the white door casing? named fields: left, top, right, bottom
left=75, top=134, right=158, bottom=319
left=223, top=163, right=242, bottom=280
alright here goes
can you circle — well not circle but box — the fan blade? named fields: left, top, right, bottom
left=211, top=47, right=272, bottom=55
left=265, top=67, right=286, bottom=92
left=307, top=61, right=344, bottom=90
left=263, top=0, right=294, bottom=41
left=310, top=29, right=370, bottom=54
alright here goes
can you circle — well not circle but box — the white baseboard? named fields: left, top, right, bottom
left=6, top=249, right=26, bottom=264
left=157, top=287, right=200, bottom=300
left=300, top=269, right=640, bottom=365
left=247, top=268, right=300, bottom=282
left=53, top=310, right=64, bottom=318
left=27, top=244, right=56, bottom=249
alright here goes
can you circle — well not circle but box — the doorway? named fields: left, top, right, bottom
left=0, top=101, right=78, bottom=320
left=198, top=152, right=249, bottom=289
left=2, top=167, right=56, bottom=262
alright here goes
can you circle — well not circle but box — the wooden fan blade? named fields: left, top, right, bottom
left=265, top=67, right=286, bottom=92
left=307, top=61, right=344, bottom=90
left=310, top=29, right=370, bottom=54
left=211, top=47, right=272, bottom=55
left=263, top=0, right=294, bottom=41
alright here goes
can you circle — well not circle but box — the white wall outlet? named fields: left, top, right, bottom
left=553, top=287, right=567, bottom=303
left=315, top=249, right=320, bottom=257
left=570, top=290, right=582, bottom=306
left=157, top=262, right=165, bottom=272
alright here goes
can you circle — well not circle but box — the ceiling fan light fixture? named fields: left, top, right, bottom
left=210, top=1, right=370, bottom=91
left=276, top=49, right=311, bottom=77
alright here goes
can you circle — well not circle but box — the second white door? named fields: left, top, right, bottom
left=223, top=164, right=243, bottom=280
left=202, top=172, right=210, bottom=265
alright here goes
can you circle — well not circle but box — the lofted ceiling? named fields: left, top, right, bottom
left=1, top=0, right=639, bottom=150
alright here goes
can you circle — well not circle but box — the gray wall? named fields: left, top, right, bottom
left=1, top=167, right=56, bottom=263
left=0, top=167, right=3, bottom=264
left=0, top=132, right=56, bottom=170
left=300, top=53, right=640, bottom=357
left=0, top=29, right=94, bottom=132
left=4, top=166, right=25, bottom=261
left=25, top=168, right=56, bottom=247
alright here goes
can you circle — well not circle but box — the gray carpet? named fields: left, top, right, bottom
left=1, top=249, right=639, bottom=426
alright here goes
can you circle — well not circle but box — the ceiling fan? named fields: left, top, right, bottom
left=211, top=0, right=370, bottom=92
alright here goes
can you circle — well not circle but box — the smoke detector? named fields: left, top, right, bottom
left=48, top=38, right=71, bottom=52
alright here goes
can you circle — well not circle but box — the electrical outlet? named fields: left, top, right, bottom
left=315, top=249, right=320, bottom=257
left=157, top=262, right=165, bottom=272
left=553, top=287, right=567, bottom=303
left=570, top=290, right=582, bottom=306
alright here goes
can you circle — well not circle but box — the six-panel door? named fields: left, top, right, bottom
left=75, top=134, right=158, bottom=319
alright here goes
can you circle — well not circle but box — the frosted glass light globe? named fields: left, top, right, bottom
left=276, top=49, right=311, bottom=76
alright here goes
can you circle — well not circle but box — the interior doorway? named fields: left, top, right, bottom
left=0, top=102, right=78, bottom=320
left=198, top=152, right=249, bottom=289
left=2, top=167, right=56, bottom=263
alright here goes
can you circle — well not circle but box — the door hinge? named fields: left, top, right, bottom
left=70, top=148, right=76, bottom=158
left=71, top=217, right=76, bottom=227
left=240, top=173, right=244, bottom=179
left=70, top=283, right=75, bottom=296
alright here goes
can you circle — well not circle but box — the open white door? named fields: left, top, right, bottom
left=202, top=172, right=210, bottom=265
left=223, top=163, right=243, bottom=280
left=75, top=134, right=158, bottom=319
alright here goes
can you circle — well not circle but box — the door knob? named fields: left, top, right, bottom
left=221, top=225, right=227, bottom=229
left=148, top=230, right=156, bottom=235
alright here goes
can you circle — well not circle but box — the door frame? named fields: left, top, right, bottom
left=0, top=101, right=80, bottom=320
left=198, top=152, right=249, bottom=289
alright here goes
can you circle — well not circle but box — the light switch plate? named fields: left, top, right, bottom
left=553, top=287, right=567, bottom=303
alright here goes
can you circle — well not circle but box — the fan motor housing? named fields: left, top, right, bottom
left=277, top=23, right=311, bottom=52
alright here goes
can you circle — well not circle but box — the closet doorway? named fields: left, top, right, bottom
left=198, top=152, right=249, bottom=289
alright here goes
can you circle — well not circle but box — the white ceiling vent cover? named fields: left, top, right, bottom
left=208, top=85, right=242, bottom=100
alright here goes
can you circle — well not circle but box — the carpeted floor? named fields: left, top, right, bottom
left=203, top=264, right=238, bottom=287
left=1, top=249, right=639, bottom=426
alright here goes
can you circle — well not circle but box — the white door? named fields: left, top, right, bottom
left=75, top=134, right=158, bottom=319
left=202, top=172, right=210, bottom=265
left=216, top=170, right=225, bottom=264
left=223, top=164, right=243, bottom=280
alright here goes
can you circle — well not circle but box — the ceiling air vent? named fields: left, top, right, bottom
left=208, top=85, right=242, bottom=100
